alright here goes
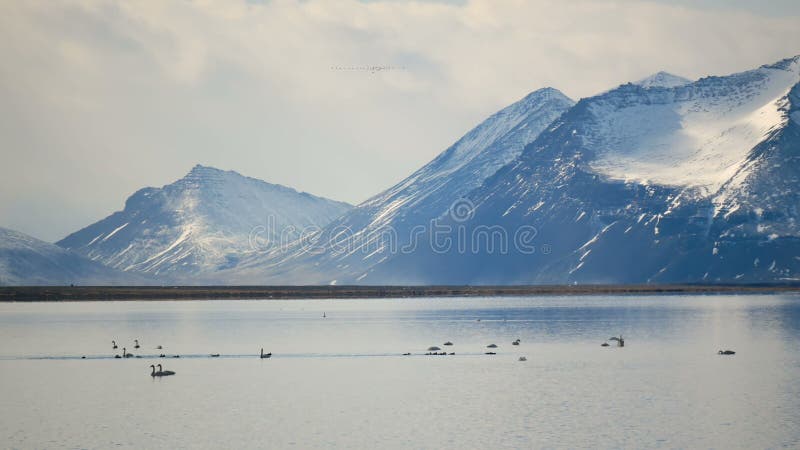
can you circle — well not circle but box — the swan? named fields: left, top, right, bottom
left=427, top=346, right=441, bottom=351
left=487, top=344, right=498, bottom=348
left=157, top=364, right=175, bottom=376
left=718, top=350, right=736, bottom=355
left=601, top=342, right=610, bottom=347
left=485, top=352, right=496, bottom=355
left=134, top=340, right=140, bottom=349
left=112, top=340, right=118, bottom=349
left=156, top=345, right=162, bottom=350
left=518, top=356, right=527, bottom=361
left=210, top=354, right=220, bottom=357
left=150, top=365, right=159, bottom=377
left=123, top=347, right=133, bottom=358
left=512, top=339, right=520, bottom=346
left=260, top=348, right=272, bottom=359
left=443, top=342, right=453, bottom=346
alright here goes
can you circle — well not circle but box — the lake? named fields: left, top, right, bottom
left=1, top=295, right=799, bottom=449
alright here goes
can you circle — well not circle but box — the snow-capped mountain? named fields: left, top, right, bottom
left=227, top=88, right=575, bottom=283
left=356, top=55, right=800, bottom=284
left=0, top=227, right=146, bottom=285
left=57, top=165, right=352, bottom=280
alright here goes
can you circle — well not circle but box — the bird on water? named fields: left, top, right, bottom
left=156, top=364, right=175, bottom=376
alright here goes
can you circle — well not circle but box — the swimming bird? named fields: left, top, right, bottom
left=123, top=347, right=133, bottom=358
left=157, top=364, right=175, bottom=376
left=518, top=356, right=527, bottom=361
left=428, top=346, right=441, bottom=352
left=512, top=339, right=520, bottom=346
left=485, top=352, right=496, bottom=355
left=487, top=344, right=498, bottom=348
left=150, top=365, right=159, bottom=377
left=402, top=353, right=411, bottom=356
left=134, top=340, right=140, bottom=349
left=210, top=354, right=220, bottom=357
left=718, top=350, right=736, bottom=355
left=260, top=348, right=272, bottom=359
left=112, top=340, right=118, bottom=349
left=443, top=342, right=453, bottom=346
left=156, top=345, right=162, bottom=350
left=601, top=342, right=610, bottom=347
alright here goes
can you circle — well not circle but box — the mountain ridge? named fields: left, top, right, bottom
left=0, top=226, right=149, bottom=286
left=57, top=165, right=352, bottom=280
left=353, top=55, right=800, bottom=284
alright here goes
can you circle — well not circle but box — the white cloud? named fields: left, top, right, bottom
left=0, top=0, right=798, bottom=241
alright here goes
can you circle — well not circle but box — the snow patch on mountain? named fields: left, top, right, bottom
left=588, top=57, right=800, bottom=195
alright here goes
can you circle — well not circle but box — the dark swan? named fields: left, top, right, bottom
left=260, top=348, right=272, bottom=359
left=134, top=340, right=140, bottom=349
left=112, top=340, right=118, bottom=349
left=157, top=364, right=175, bottom=376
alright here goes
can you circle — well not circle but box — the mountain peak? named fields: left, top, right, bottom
left=57, top=167, right=353, bottom=279
left=635, top=71, right=691, bottom=88
left=184, top=164, right=228, bottom=179
left=761, top=55, right=800, bottom=72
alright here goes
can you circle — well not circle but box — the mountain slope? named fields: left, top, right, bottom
left=358, top=56, right=800, bottom=284
left=0, top=227, right=145, bottom=285
left=57, top=165, right=352, bottom=280
left=227, top=88, right=575, bottom=283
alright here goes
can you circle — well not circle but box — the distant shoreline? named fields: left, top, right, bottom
left=1, top=284, right=800, bottom=301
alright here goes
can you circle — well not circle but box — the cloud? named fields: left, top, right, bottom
left=0, top=0, right=798, bottom=241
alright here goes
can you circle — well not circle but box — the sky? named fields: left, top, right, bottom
left=1, top=0, right=799, bottom=242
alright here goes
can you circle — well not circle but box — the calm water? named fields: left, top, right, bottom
left=1, top=295, right=799, bottom=449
